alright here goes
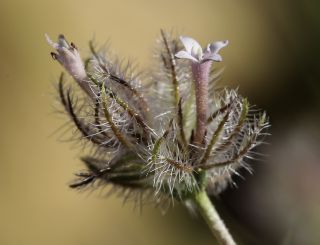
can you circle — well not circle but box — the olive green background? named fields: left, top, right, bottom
left=1, top=0, right=320, bottom=244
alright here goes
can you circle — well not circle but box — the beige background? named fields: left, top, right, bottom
left=1, top=0, right=319, bottom=244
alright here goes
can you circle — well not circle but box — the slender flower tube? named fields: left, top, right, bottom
left=175, top=36, right=228, bottom=145
left=46, top=34, right=94, bottom=97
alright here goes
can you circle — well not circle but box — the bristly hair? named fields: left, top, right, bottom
left=48, top=30, right=270, bottom=208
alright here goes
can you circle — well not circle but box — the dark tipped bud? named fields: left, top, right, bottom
left=50, top=52, right=57, bottom=60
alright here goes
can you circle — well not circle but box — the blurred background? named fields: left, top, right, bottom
left=1, top=0, right=320, bottom=244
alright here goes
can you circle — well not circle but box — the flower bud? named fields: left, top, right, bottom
left=46, top=34, right=94, bottom=97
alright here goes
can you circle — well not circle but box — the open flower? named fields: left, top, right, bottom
left=175, top=36, right=228, bottom=63
left=175, top=36, right=228, bottom=144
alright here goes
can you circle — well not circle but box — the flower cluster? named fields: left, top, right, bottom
left=47, top=30, right=269, bottom=206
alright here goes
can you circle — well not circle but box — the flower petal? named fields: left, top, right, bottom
left=180, top=36, right=202, bottom=55
left=175, top=50, right=199, bottom=62
left=45, top=33, right=59, bottom=49
left=57, top=34, right=70, bottom=48
left=208, top=40, right=229, bottom=55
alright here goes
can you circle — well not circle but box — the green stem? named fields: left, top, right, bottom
left=191, top=190, right=237, bottom=245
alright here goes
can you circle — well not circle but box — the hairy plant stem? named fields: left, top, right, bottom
left=191, top=190, right=236, bottom=245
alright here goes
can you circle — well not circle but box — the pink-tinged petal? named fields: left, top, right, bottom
left=208, top=40, right=229, bottom=55
left=180, top=36, right=202, bottom=54
left=175, top=50, right=199, bottom=62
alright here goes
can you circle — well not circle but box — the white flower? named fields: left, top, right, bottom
left=46, top=34, right=87, bottom=82
left=175, top=36, right=228, bottom=63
